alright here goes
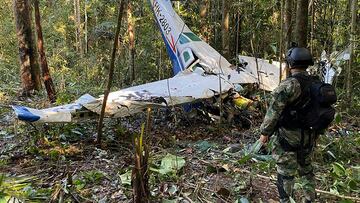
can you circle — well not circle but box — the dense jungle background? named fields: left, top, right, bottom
left=0, top=0, right=359, bottom=202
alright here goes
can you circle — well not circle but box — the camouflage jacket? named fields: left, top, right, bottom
left=260, top=71, right=314, bottom=146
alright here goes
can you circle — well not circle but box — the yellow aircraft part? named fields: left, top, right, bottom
left=233, top=96, right=253, bottom=110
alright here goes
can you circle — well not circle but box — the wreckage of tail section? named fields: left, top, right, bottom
left=12, top=0, right=282, bottom=123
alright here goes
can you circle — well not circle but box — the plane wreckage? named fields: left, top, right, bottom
left=12, top=0, right=347, bottom=124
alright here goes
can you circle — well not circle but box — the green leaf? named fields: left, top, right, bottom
left=248, top=140, right=262, bottom=155
left=332, top=162, right=346, bottom=177
left=195, top=141, right=213, bottom=152
left=158, top=154, right=186, bottom=175
left=253, top=154, right=272, bottom=161
left=335, top=113, right=342, bottom=124
left=73, top=179, right=86, bottom=190
left=329, top=188, right=339, bottom=195
left=270, top=44, right=277, bottom=54
left=238, top=155, right=252, bottom=165
left=0, top=196, right=11, bottom=203
left=339, top=200, right=354, bottom=203
left=119, top=171, right=132, bottom=186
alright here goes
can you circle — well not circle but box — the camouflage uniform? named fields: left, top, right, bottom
left=260, top=71, right=316, bottom=203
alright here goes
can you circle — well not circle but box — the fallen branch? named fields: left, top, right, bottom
left=314, top=189, right=360, bottom=202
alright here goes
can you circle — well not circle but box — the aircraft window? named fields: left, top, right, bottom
left=179, top=34, right=190, bottom=44
left=183, top=32, right=201, bottom=41
left=183, top=51, right=190, bottom=62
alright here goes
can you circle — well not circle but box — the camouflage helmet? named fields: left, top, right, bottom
left=286, top=47, right=314, bottom=68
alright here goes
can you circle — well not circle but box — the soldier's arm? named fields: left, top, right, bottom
left=260, top=78, right=301, bottom=136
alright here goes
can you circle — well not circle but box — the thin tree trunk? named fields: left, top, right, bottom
left=73, top=0, right=78, bottom=51
left=221, top=0, right=230, bottom=59
left=284, top=0, right=293, bottom=49
left=200, top=0, right=210, bottom=42
left=13, top=0, right=39, bottom=95
left=127, top=1, right=135, bottom=83
left=284, top=0, right=293, bottom=78
left=280, top=0, right=284, bottom=82
left=29, top=5, right=42, bottom=91
left=310, top=0, right=315, bottom=53
left=34, top=0, right=56, bottom=103
left=74, top=0, right=83, bottom=56
left=346, top=0, right=358, bottom=105
left=84, top=0, right=88, bottom=54
left=158, top=47, right=162, bottom=80
left=295, top=0, right=309, bottom=47
left=97, top=0, right=125, bottom=146
left=235, top=13, right=241, bottom=66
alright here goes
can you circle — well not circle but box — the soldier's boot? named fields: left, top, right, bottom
left=277, top=173, right=295, bottom=203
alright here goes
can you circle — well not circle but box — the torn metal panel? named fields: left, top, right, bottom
left=237, top=55, right=283, bottom=91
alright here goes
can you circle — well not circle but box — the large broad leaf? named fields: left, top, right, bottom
left=158, top=154, right=186, bottom=175
left=119, top=171, right=132, bottom=186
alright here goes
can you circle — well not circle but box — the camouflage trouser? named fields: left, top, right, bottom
left=272, top=135, right=316, bottom=203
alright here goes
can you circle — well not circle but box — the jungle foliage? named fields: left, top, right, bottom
left=0, top=0, right=359, bottom=202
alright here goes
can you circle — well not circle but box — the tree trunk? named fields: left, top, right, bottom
left=74, top=0, right=83, bottom=56
left=29, top=3, right=42, bottom=91
left=283, top=0, right=293, bottom=78
left=346, top=0, right=358, bottom=105
left=221, top=0, right=230, bottom=59
left=127, top=1, right=135, bottom=83
left=284, top=0, right=293, bottom=49
left=34, top=0, right=56, bottom=103
left=235, top=13, right=241, bottom=65
left=13, top=0, right=40, bottom=95
left=295, top=0, right=309, bottom=47
left=280, top=0, right=284, bottom=82
left=97, top=0, right=125, bottom=146
left=200, top=0, right=210, bottom=42
left=84, top=0, right=88, bottom=54
left=310, top=0, right=315, bottom=53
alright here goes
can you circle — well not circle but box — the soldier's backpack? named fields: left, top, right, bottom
left=280, top=74, right=337, bottom=132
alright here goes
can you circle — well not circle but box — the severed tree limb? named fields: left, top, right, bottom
left=96, top=0, right=125, bottom=146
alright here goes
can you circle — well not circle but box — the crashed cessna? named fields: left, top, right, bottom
left=14, top=0, right=342, bottom=124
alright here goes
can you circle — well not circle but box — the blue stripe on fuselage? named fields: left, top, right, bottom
left=149, top=0, right=183, bottom=75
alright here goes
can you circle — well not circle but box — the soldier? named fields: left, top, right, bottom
left=259, top=47, right=317, bottom=203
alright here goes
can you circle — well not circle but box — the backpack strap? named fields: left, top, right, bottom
left=279, top=74, right=314, bottom=129
left=289, top=74, right=316, bottom=109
